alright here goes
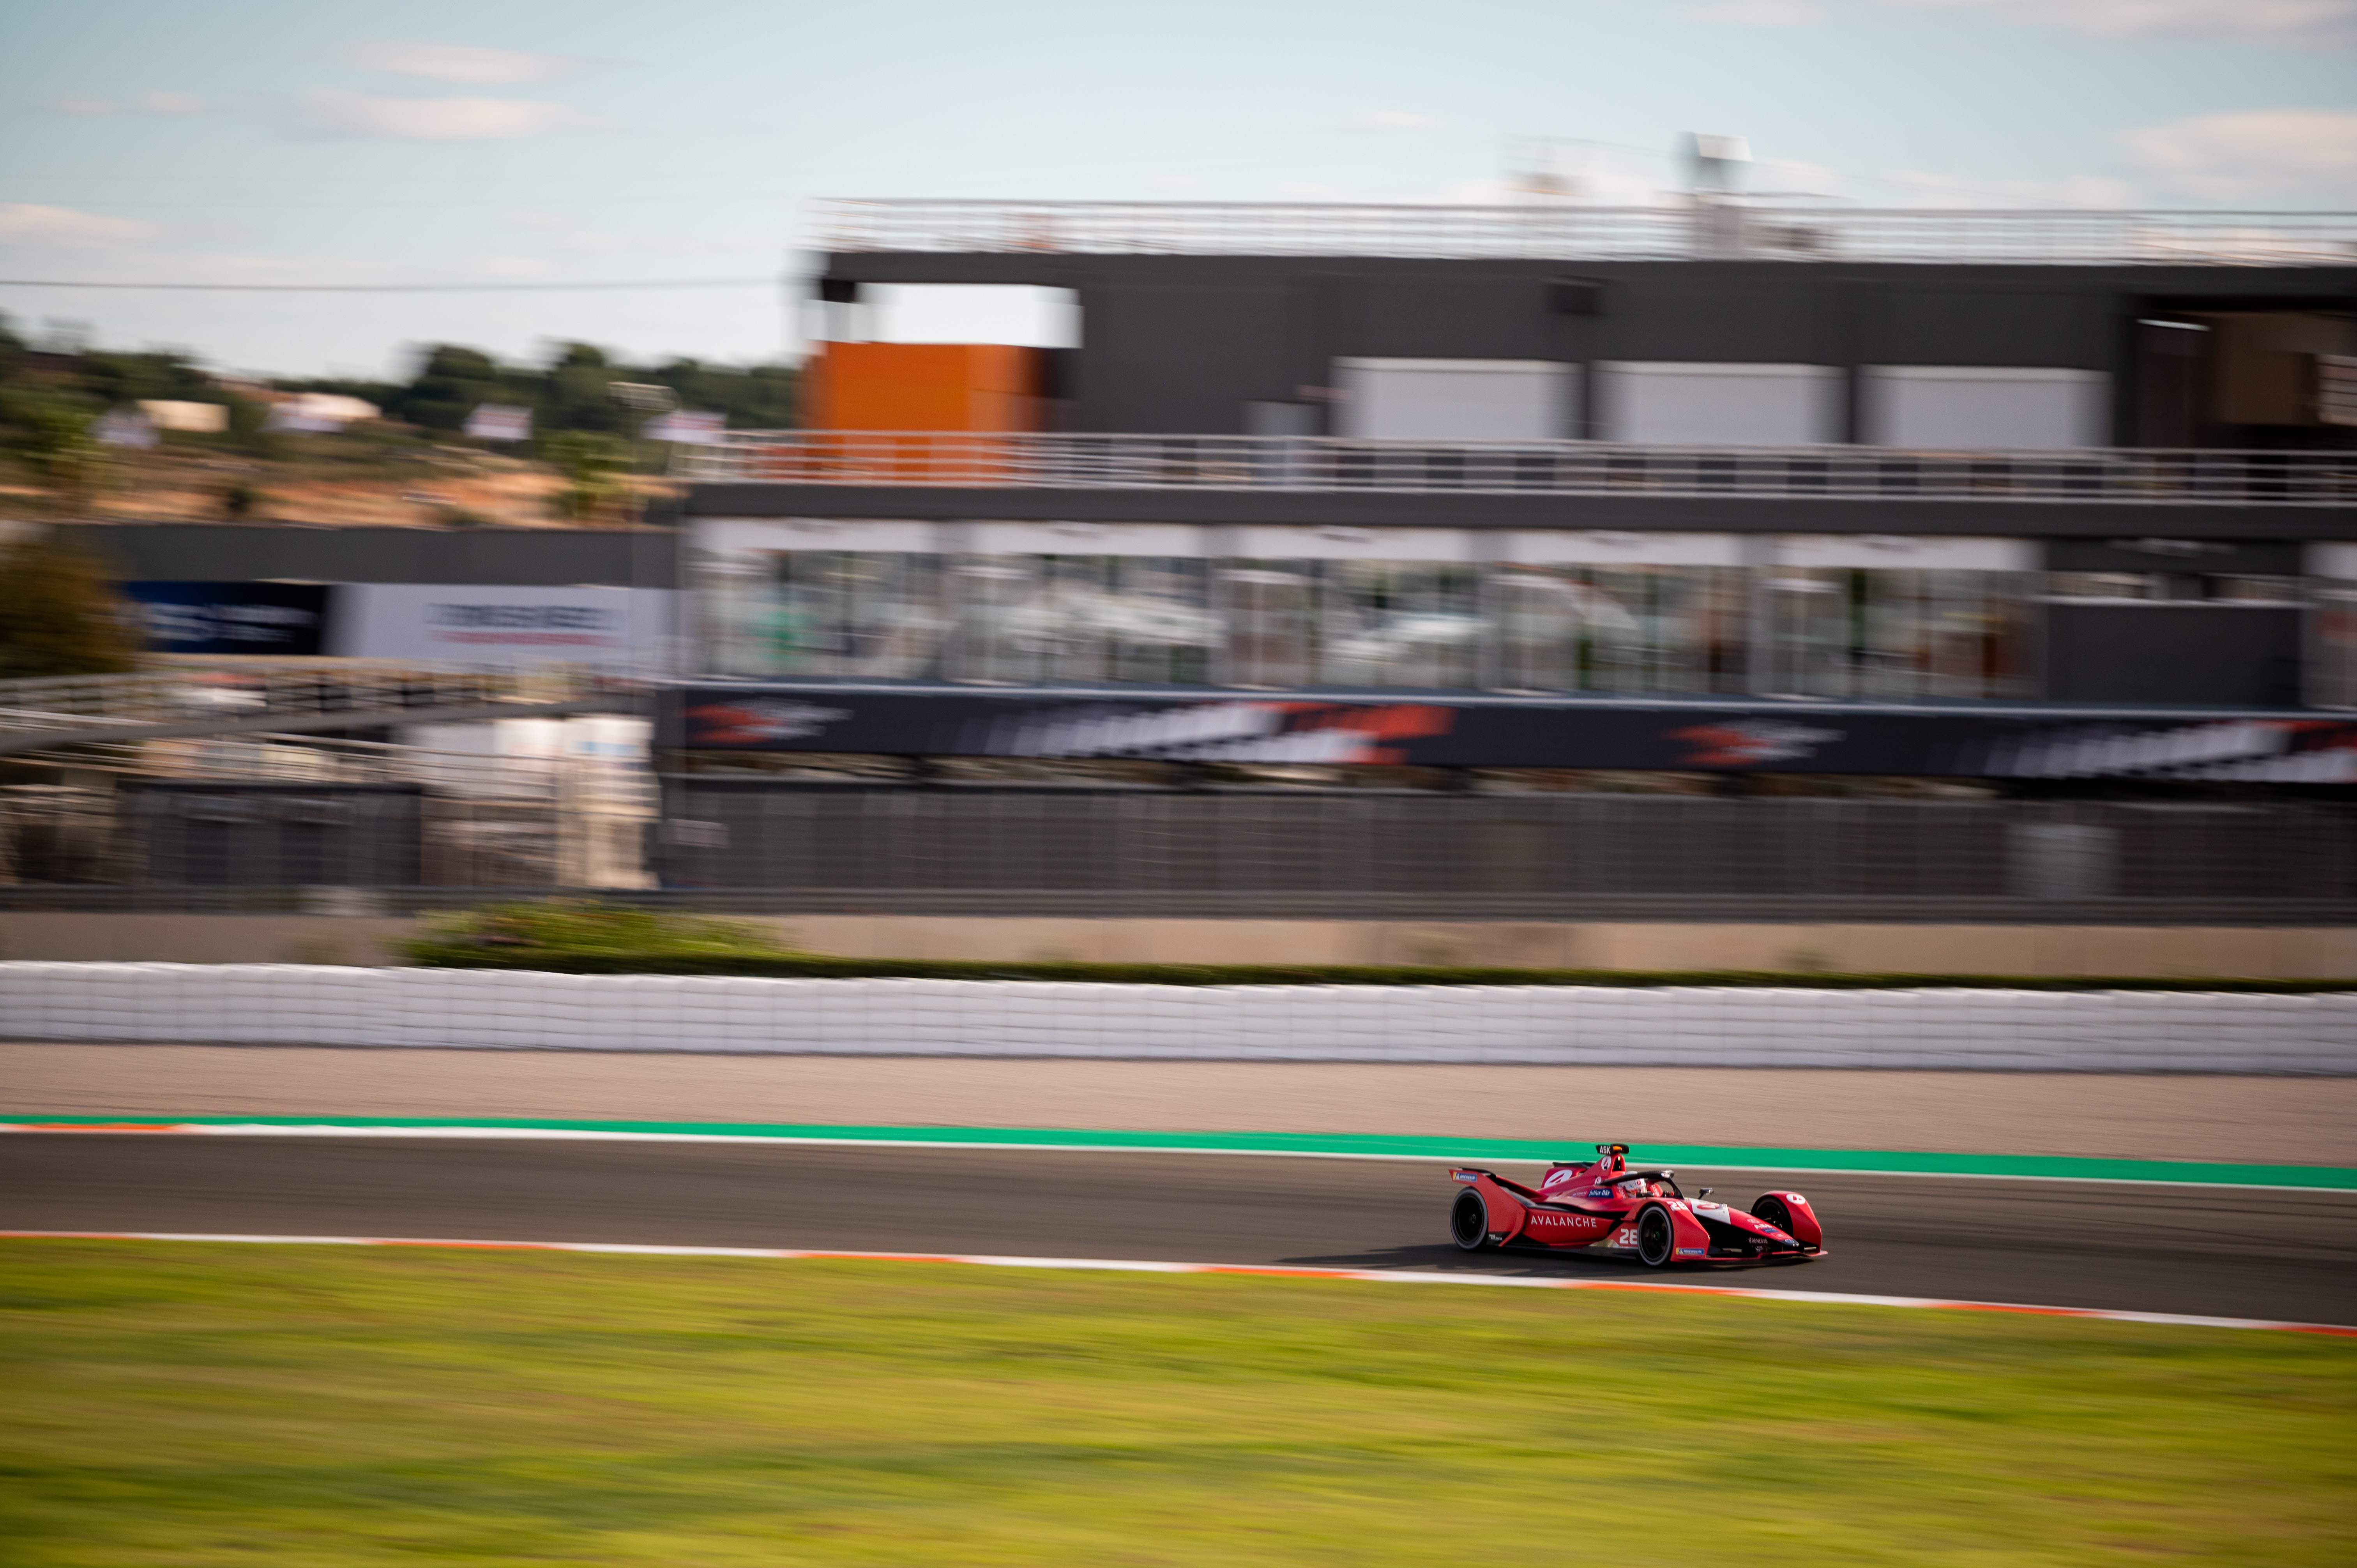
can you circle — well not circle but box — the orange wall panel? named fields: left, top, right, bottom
left=807, top=342, right=1044, bottom=431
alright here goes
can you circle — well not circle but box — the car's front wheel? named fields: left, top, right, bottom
left=1450, top=1188, right=1491, bottom=1251
left=1636, top=1204, right=1676, bottom=1267
left=1752, top=1194, right=1796, bottom=1238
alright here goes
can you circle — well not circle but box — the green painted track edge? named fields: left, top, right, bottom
left=5, top=1114, right=2353, bottom=1190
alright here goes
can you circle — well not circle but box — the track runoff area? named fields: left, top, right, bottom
left=4, top=1118, right=2352, bottom=1332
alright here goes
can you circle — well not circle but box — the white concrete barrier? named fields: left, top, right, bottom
left=1, top=963, right=2349, bottom=1072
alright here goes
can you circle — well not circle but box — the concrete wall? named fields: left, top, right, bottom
left=3, top=913, right=2353, bottom=977
left=11, top=963, right=2346, bottom=1070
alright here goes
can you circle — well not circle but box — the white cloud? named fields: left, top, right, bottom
left=50, top=95, right=111, bottom=114
left=339, top=38, right=585, bottom=85
left=1687, top=0, right=1827, bottom=23
left=1880, top=0, right=2357, bottom=45
left=2119, top=108, right=2357, bottom=200
left=136, top=91, right=203, bottom=115
left=1356, top=109, right=1440, bottom=129
left=0, top=203, right=161, bottom=247
left=297, top=89, right=598, bottom=141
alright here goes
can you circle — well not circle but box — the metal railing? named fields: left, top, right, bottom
left=816, top=199, right=2357, bottom=265
left=680, top=431, right=2357, bottom=507
left=0, top=659, right=643, bottom=757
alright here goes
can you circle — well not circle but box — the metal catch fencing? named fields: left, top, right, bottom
left=7, top=779, right=2353, bottom=923
left=641, top=787, right=2357, bottom=924
left=677, top=431, right=2357, bottom=508
left=3, top=963, right=2349, bottom=1071
left=815, top=198, right=2357, bottom=265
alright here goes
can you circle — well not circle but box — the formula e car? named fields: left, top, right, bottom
left=1448, top=1144, right=1823, bottom=1267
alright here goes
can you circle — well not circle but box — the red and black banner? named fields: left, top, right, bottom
left=664, top=685, right=2357, bottom=782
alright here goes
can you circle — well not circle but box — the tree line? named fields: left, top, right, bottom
left=0, top=316, right=802, bottom=459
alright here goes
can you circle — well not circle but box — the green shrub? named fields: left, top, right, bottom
left=402, top=906, right=2353, bottom=991
left=402, top=898, right=801, bottom=966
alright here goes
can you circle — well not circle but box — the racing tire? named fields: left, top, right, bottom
left=1751, top=1195, right=1796, bottom=1239
left=1450, top=1188, right=1492, bottom=1251
left=1635, top=1204, right=1676, bottom=1268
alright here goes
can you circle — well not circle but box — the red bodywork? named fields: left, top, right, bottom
left=1447, top=1144, right=1824, bottom=1267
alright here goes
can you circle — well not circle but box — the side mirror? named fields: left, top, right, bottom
left=1698, top=1188, right=1714, bottom=1198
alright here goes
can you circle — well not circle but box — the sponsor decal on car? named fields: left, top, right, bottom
left=1452, top=1171, right=1481, bottom=1183
left=1676, top=1247, right=1707, bottom=1256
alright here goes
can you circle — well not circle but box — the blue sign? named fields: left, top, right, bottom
left=122, top=582, right=332, bottom=656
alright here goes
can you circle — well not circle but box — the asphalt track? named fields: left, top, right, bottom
left=5, top=1134, right=2354, bottom=1324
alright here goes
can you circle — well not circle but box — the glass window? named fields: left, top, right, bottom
left=694, top=548, right=778, bottom=677
left=944, top=556, right=1046, bottom=682
left=1318, top=561, right=1483, bottom=689
left=1220, top=564, right=1318, bottom=687
left=2210, top=575, right=2300, bottom=604
left=835, top=553, right=948, bottom=678
left=1767, top=569, right=2033, bottom=699
left=1495, top=565, right=1746, bottom=694
left=2313, top=580, right=2357, bottom=710
left=695, top=544, right=2030, bottom=701
left=696, top=550, right=946, bottom=678
left=1097, top=557, right=1219, bottom=684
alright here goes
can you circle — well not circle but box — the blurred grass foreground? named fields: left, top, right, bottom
left=5, top=1240, right=2353, bottom=1565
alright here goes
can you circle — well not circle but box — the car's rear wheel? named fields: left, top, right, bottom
left=1752, top=1195, right=1796, bottom=1238
left=1636, top=1204, right=1676, bottom=1267
left=1450, top=1189, right=1491, bottom=1251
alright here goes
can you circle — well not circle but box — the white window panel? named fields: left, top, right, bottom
left=1775, top=535, right=2038, bottom=572
left=1595, top=362, right=1841, bottom=445
left=1333, top=358, right=1578, bottom=441
left=968, top=521, right=1205, bottom=557
left=696, top=517, right=935, bottom=554
left=1505, top=530, right=1747, bottom=567
left=1861, top=366, right=2107, bottom=450
left=1233, top=525, right=1470, bottom=563
left=2306, top=542, right=2357, bottom=580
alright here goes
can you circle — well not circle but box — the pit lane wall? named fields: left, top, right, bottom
left=4, top=964, right=2350, bottom=1073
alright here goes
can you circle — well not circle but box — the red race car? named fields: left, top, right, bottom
left=1448, top=1144, right=1823, bottom=1268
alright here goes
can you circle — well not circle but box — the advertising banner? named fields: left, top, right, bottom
left=123, top=581, right=330, bottom=656
left=332, top=585, right=672, bottom=667
left=664, top=684, right=2357, bottom=782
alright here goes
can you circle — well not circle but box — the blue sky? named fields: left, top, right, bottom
left=2, top=0, right=2350, bottom=379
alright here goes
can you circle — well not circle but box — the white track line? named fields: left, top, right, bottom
left=4, top=1121, right=2351, bottom=1192
left=4, top=1229, right=2350, bottom=1337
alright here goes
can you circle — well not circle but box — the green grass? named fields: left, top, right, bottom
left=4, top=1241, right=2353, bottom=1566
